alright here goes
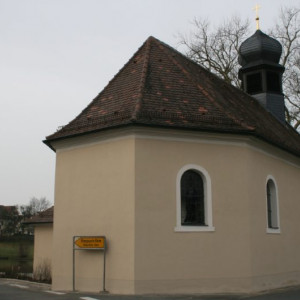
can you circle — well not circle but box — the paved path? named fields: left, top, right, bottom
left=1, top=279, right=300, bottom=300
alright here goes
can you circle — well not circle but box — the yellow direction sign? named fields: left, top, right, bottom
left=75, top=237, right=105, bottom=249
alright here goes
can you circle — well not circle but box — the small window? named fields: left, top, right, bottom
left=175, top=165, right=214, bottom=232
left=266, top=177, right=280, bottom=233
left=246, top=72, right=262, bottom=94
left=267, top=71, right=281, bottom=93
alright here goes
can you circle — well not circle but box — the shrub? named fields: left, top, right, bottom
left=33, top=259, right=51, bottom=283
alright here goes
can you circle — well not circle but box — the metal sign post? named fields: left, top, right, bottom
left=73, top=236, right=107, bottom=293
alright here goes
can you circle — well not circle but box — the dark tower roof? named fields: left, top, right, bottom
left=239, top=30, right=282, bottom=68
left=45, top=36, right=300, bottom=157
left=238, top=29, right=286, bottom=124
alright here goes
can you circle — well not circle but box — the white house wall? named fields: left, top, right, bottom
left=50, top=128, right=300, bottom=294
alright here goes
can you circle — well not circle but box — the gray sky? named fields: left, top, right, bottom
left=0, top=0, right=296, bottom=206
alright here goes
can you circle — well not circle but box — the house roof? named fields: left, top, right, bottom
left=23, top=206, right=54, bottom=225
left=44, top=36, right=300, bottom=157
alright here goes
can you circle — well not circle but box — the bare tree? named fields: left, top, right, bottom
left=178, top=16, right=250, bottom=87
left=269, top=6, right=300, bottom=129
left=20, top=197, right=52, bottom=219
left=178, top=7, right=300, bottom=130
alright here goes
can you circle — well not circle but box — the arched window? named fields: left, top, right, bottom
left=181, top=170, right=205, bottom=225
left=175, top=164, right=214, bottom=232
left=266, top=177, right=280, bottom=233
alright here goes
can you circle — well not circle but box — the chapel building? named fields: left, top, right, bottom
left=41, top=30, right=300, bottom=294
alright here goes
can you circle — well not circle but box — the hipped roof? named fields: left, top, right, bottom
left=45, top=36, right=300, bottom=157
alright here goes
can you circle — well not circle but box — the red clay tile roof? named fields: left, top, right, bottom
left=23, top=206, right=54, bottom=224
left=45, top=36, right=300, bottom=157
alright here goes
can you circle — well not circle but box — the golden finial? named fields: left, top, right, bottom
left=253, top=4, right=261, bottom=30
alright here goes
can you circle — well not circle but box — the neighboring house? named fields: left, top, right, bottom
left=23, top=206, right=53, bottom=277
left=43, top=31, right=300, bottom=295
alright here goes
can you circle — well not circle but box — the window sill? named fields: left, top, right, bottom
left=174, top=226, right=215, bottom=232
left=266, top=228, right=281, bottom=234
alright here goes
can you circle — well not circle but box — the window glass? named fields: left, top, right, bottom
left=266, top=179, right=279, bottom=230
left=181, top=170, right=205, bottom=226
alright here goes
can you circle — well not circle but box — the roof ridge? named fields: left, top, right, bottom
left=131, top=37, right=152, bottom=121
left=155, top=40, right=255, bottom=131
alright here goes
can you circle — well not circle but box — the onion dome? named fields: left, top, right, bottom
left=238, top=30, right=282, bottom=68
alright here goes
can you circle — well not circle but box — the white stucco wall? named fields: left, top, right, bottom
left=49, top=128, right=300, bottom=294
left=33, top=224, right=53, bottom=279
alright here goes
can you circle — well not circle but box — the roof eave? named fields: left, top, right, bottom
left=23, top=221, right=53, bottom=225
left=43, top=122, right=298, bottom=158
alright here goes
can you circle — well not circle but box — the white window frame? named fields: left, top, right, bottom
left=175, top=164, right=215, bottom=232
left=266, top=175, right=280, bottom=234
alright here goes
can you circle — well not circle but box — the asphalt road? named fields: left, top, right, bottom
left=1, top=279, right=300, bottom=300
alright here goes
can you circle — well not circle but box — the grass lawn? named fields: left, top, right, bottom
left=0, top=237, right=34, bottom=275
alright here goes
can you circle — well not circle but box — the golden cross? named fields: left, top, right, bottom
left=253, top=4, right=261, bottom=30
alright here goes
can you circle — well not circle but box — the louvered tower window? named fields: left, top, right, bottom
left=246, top=72, right=263, bottom=94
left=266, top=71, right=281, bottom=93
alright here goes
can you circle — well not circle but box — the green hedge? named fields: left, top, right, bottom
left=0, top=236, right=34, bottom=260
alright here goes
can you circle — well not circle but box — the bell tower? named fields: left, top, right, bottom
left=238, top=29, right=285, bottom=123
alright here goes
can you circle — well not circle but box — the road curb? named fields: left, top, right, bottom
left=0, top=278, right=51, bottom=290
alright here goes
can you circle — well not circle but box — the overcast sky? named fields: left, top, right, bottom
left=0, top=0, right=296, bottom=206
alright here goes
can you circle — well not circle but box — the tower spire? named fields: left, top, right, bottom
left=253, top=4, right=261, bottom=30
left=238, top=28, right=285, bottom=124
